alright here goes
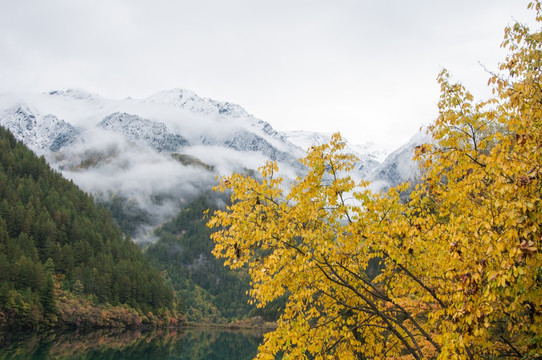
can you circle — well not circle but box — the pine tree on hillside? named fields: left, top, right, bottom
left=0, top=125, right=179, bottom=329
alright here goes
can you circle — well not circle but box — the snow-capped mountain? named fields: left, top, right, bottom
left=0, top=103, right=81, bottom=155
left=0, top=89, right=311, bottom=241
left=283, top=131, right=388, bottom=160
left=279, top=129, right=428, bottom=192
left=140, top=89, right=302, bottom=165
left=0, top=87, right=425, bottom=241
left=143, top=88, right=249, bottom=119
left=367, top=130, right=430, bottom=191
left=282, top=130, right=389, bottom=178
left=0, top=88, right=305, bottom=171
left=97, top=112, right=189, bottom=153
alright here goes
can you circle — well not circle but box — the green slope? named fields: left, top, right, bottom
left=0, top=126, right=181, bottom=329
left=144, top=195, right=285, bottom=323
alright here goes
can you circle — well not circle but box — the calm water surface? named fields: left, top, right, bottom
left=0, top=327, right=264, bottom=359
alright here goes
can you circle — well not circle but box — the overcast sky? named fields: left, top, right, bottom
left=0, top=0, right=536, bottom=148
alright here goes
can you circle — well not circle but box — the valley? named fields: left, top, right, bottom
left=0, top=88, right=424, bottom=326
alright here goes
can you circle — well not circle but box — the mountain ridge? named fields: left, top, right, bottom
left=0, top=88, right=424, bottom=238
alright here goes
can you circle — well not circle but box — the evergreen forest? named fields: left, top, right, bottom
left=0, top=126, right=181, bottom=329
left=144, top=194, right=284, bottom=323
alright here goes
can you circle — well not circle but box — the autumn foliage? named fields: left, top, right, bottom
left=209, top=3, right=542, bottom=359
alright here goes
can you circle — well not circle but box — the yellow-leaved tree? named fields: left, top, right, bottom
left=208, top=2, right=542, bottom=359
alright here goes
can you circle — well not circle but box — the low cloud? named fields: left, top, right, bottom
left=53, top=129, right=217, bottom=242
left=3, top=90, right=304, bottom=243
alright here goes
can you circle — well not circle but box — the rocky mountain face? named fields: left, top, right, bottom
left=0, top=103, right=81, bottom=155
left=0, top=88, right=306, bottom=168
left=282, top=129, right=428, bottom=190
left=141, top=89, right=304, bottom=167
left=0, top=88, right=424, bottom=239
left=0, top=89, right=305, bottom=240
left=97, top=112, right=189, bottom=153
left=367, top=130, right=430, bottom=191
left=283, top=130, right=384, bottom=179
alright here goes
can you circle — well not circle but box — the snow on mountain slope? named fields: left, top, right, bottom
left=0, top=87, right=429, bottom=241
left=97, top=112, right=189, bottom=152
left=282, top=129, right=428, bottom=192
left=140, top=89, right=303, bottom=164
left=142, top=88, right=289, bottom=139
left=282, top=130, right=392, bottom=160
left=143, top=88, right=248, bottom=119
left=29, top=89, right=117, bottom=128
left=282, top=130, right=331, bottom=152
left=367, top=130, right=431, bottom=191
left=282, top=130, right=387, bottom=178
left=0, top=88, right=307, bottom=241
left=0, top=88, right=303, bottom=170
left=0, top=102, right=81, bottom=155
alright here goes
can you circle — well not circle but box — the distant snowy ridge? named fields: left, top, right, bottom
left=97, top=112, right=189, bottom=152
left=0, top=88, right=305, bottom=170
left=0, top=87, right=429, bottom=242
left=282, top=129, right=430, bottom=191
left=48, top=88, right=102, bottom=101
left=282, top=130, right=392, bottom=161
left=143, top=88, right=250, bottom=119
left=282, top=130, right=386, bottom=178
left=0, top=103, right=80, bottom=155
left=141, top=88, right=303, bottom=164
left=367, top=130, right=430, bottom=191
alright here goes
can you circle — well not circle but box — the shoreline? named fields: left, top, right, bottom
left=183, top=318, right=277, bottom=331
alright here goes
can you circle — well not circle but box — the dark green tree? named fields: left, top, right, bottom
left=0, top=126, right=178, bottom=329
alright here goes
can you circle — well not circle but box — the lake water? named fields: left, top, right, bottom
left=0, top=327, right=264, bottom=359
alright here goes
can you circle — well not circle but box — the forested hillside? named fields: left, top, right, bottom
left=0, top=126, right=181, bottom=329
left=144, top=195, right=285, bottom=323
left=145, top=196, right=253, bottom=322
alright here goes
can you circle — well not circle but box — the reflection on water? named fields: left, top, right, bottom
left=0, top=327, right=264, bottom=359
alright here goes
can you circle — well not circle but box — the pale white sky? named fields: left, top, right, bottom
left=0, top=0, right=536, bottom=148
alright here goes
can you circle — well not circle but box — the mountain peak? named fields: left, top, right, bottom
left=47, top=88, right=101, bottom=101
left=144, top=88, right=197, bottom=102
left=0, top=102, right=80, bottom=154
left=143, top=88, right=250, bottom=119
left=97, top=112, right=188, bottom=152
